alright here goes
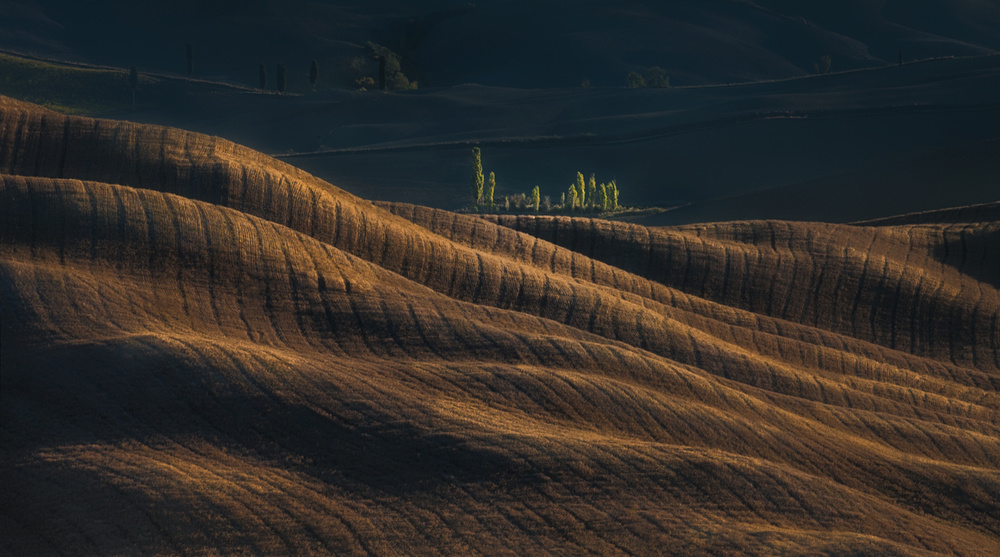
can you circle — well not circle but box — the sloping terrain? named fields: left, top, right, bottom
left=26, top=51, right=986, bottom=221
left=2, top=97, right=998, bottom=555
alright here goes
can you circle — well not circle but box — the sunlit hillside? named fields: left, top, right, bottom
left=1, top=97, right=998, bottom=555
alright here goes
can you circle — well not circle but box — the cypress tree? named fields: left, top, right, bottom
left=575, top=172, right=586, bottom=207
left=610, top=180, right=619, bottom=210
left=310, top=60, right=319, bottom=91
left=471, top=147, right=484, bottom=206
left=599, top=183, right=608, bottom=212
left=588, top=173, right=597, bottom=209
left=258, top=62, right=267, bottom=90
left=568, top=184, right=578, bottom=212
left=186, top=43, right=194, bottom=76
left=486, top=171, right=496, bottom=208
left=277, top=63, right=287, bottom=93
left=560, top=192, right=566, bottom=210
left=129, top=65, right=138, bottom=111
left=531, top=186, right=540, bottom=214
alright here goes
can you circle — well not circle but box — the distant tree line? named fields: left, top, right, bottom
left=178, top=42, right=311, bottom=94
left=249, top=59, right=322, bottom=94
left=243, top=42, right=415, bottom=94
left=469, top=148, right=621, bottom=215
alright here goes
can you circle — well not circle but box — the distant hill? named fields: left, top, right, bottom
left=2, top=0, right=999, bottom=88
left=2, top=97, right=998, bottom=554
left=1, top=47, right=997, bottom=225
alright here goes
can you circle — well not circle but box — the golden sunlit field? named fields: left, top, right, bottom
left=1, top=96, right=998, bottom=555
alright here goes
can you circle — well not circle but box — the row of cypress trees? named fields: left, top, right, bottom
left=470, top=148, right=620, bottom=214
left=256, top=61, right=319, bottom=93
left=183, top=43, right=413, bottom=93
left=184, top=43, right=320, bottom=93
left=565, top=171, right=619, bottom=213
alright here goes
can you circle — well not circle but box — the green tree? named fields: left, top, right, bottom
left=368, top=42, right=417, bottom=90
left=310, top=60, right=319, bottom=91
left=258, top=62, right=267, bottom=90
left=644, top=66, right=669, bottom=87
left=627, top=71, right=645, bottom=88
left=531, top=186, right=540, bottom=214
left=568, top=184, right=578, bottom=212
left=575, top=172, right=586, bottom=207
left=486, top=171, right=496, bottom=208
left=560, top=192, right=566, bottom=210
left=587, top=174, right=597, bottom=209
left=350, top=56, right=376, bottom=89
left=599, top=183, right=609, bottom=212
left=610, top=180, right=619, bottom=210
left=186, top=43, right=194, bottom=76
left=128, top=65, right=138, bottom=111
left=471, top=147, right=484, bottom=206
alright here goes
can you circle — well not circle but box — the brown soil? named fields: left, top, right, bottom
left=2, top=96, right=998, bottom=555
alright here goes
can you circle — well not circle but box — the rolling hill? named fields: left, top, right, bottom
left=2, top=96, right=998, bottom=555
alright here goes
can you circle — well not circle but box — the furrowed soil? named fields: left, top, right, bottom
left=2, top=96, right=998, bottom=555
